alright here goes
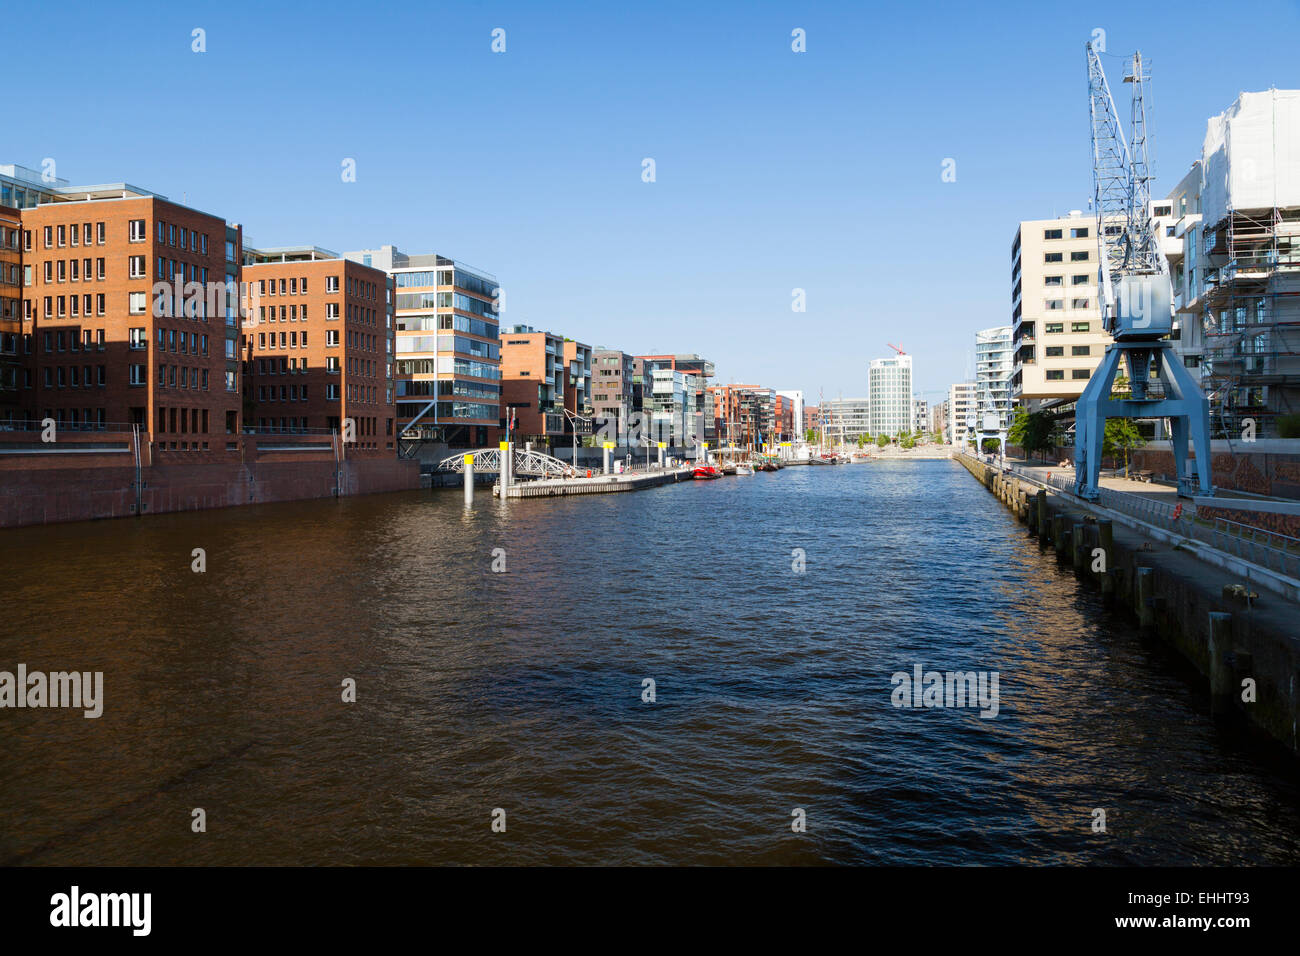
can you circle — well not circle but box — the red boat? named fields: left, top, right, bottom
left=692, top=465, right=722, bottom=479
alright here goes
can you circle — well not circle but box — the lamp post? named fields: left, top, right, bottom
left=562, top=407, right=593, bottom=474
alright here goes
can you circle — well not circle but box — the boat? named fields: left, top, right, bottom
left=734, top=462, right=755, bottom=475
left=808, top=454, right=836, bottom=465
left=692, top=465, right=722, bottom=480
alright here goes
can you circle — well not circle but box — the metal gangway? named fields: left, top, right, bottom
left=437, top=446, right=570, bottom=478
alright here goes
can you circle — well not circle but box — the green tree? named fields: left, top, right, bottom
left=1104, top=418, right=1145, bottom=474
left=1007, top=408, right=1055, bottom=462
left=901, top=433, right=917, bottom=450
left=875, top=433, right=889, bottom=448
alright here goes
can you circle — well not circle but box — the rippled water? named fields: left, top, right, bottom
left=2, top=459, right=1298, bottom=865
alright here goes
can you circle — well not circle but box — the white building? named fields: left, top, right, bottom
left=868, top=355, right=914, bottom=437
left=975, top=325, right=1014, bottom=431
left=947, top=382, right=976, bottom=444
left=912, top=398, right=928, bottom=435
left=821, top=397, right=871, bottom=441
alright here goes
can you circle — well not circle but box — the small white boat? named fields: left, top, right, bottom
left=734, top=463, right=755, bottom=475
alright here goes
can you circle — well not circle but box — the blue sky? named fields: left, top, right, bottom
left=15, top=0, right=1300, bottom=402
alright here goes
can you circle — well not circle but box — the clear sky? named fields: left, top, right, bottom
left=15, top=0, right=1300, bottom=403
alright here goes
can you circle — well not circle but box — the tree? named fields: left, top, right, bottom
left=1104, top=418, right=1145, bottom=474
left=1007, top=408, right=1055, bottom=462
left=901, top=432, right=917, bottom=450
left=875, top=433, right=889, bottom=448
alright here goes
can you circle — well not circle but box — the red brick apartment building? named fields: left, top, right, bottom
left=240, top=249, right=395, bottom=456
left=15, top=188, right=243, bottom=452
left=0, top=206, right=22, bottom=425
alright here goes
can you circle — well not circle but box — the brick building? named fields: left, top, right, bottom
left=18, top=185, right=244, bottom=454
left=240, top=247, right=395, bottom=455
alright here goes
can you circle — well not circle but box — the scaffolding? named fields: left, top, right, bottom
left=1200, top=206, right=1300, bottom=437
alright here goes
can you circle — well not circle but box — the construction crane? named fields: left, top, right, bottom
left=1073, top=42, right=1213, bottom=500
left=887, top=343, right=906, bottom=356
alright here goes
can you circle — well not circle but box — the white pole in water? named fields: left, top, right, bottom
left=500, top=440, right=512, bottom=490
left=658, top=442, right=665, bottom=469
left=463, top=454, right=474, bottom=507
left=603, top=442, right=612, bottom=475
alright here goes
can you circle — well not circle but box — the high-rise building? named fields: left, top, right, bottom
left=947, top=381, right=976, bottom=444
left=240, top=246, right=395, bottom=454
left=868, top=354, right=913, bottom=436
left=912, top=397, right=928, bottom=435
left=344, top=245, right=500, bottom=448
left=1010, top=212, right=1111, bottom=413
left=975, top=325, right=1014, bottom=431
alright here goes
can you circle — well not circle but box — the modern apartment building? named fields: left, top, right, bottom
left=775, top=389, right=804, bottom=436
left=773, top=392, right=796, bottom=440
left=634, top=353, right=714, bottom=443
left=240, top=247, right=395, bottom=454
left=1010, top=212, right=1111, bottom=413
left=947, top=381, right=976, bottom=444
left=868, top=354, right=913, bottom=436
left=975, top=325, right=1014, bottom=431
left=18, top=175, right=244, bottom=452
left=709, top=383, right=774, bottom=447
left=498, top=325, right=593, bottom=445
left=344, top=245, right=500, bottom=448
left=822, top=397, right=872, bottom=441
left=912, top=398, right=929, bottom=435
left=591, top=348, right=633, bottom=432
left=562, top=339, right=593, bottom=424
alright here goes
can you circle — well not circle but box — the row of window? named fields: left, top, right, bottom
left=1043, top=275, right=1091, bottom=286
left=1044, top=227, right=1089, bottom=240
left=1045, top=251, right=1090, bottom=263
left=156, top=405, right=211, bottom=435
left=1043, top=300, right=1092, bottom=312
left=1043, top=321, right=1094, bottom=333
left=1044, top=369, right=1092, bottom=380
left=157, top=365, right=210, bottom=390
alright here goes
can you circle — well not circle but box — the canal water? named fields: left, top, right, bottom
left=2, top=459, right=1298, bottom=865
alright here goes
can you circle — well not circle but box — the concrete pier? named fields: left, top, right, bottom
left=495, top=467, right=692, bottom=498
left=954, top=451, right=1300, bottom=759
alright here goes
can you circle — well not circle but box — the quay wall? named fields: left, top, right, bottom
left=0, top=431, right=419, bottom=528
left=955, top=453, right=1300, bottom=758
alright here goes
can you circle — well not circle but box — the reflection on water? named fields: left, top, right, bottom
left=1, top=460, right=1298, bottom=865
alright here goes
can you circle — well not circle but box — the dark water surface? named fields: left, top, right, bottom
left=2, top=459, right=1298, bottom=865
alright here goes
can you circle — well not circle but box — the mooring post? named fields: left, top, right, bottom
left=463, top=455, right=474, bottom=507
left=1052, top=514, right=1065, bottom=553
left=1097, top=519, right=1114, bottom=596
left=1208, top=612, right=1234, bottom=717
left=1136, top=567, right=1155, bottom=629
left=1072, top=522, right=1086, bottom=570
left=1037, top=491, right=1049, bottom=544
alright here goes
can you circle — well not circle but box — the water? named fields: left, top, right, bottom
left=2, top=459, right=1298, bottom=865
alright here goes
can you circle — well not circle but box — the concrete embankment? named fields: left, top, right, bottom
left=955, top=453, right=1300, bottom=759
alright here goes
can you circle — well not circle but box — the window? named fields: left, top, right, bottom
left=1045, top=300, right=1063, bottom=311
left=96, top=222, right=106, bottom=244
left=1153, top=204, right=1172, bottom=217
left=1071, top=345, right=1090, bottom=356
left=129, top=292, right=147, bottom=314
left=1072, top=298, right=1090, bottom=310
left=1070, top=227, right=1088, bottom=239
left=1045, top=322, right=1064, bottom=334
left=1044, top=252, right=1062, bottom=263
left=1072, top=274, right=1089, bottom=285
left=326, top=276, right=339, bottom=293
left=129, top=256, right=146, bottom=278
left=1046, top=369, right=1064, bottom=380
left=1071, top=321, right=1091, bottom=332
left=1070, top=251, right=1089, bottom=262
left=1045, top=346, right=1064, bottom=357
left=129, top=328, right=147, bottom=349
left=129, top=220, right=147, bottom=242
left=1043, top=229, right=1062, bottom=240
left=129, top=364, right=147, bottom=385
left=1044, top=275, right=1063, bottom=286
left=1071, top=368, right=1091, bottom=380
left=326, top=330, right=339, bottom=346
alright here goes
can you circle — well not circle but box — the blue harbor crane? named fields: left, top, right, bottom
left=1074, top=43, right=1214, bottom=500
